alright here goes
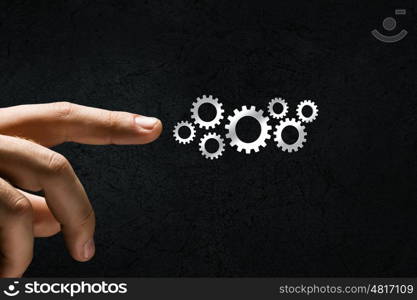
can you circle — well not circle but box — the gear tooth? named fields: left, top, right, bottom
left=250, top=105, right=255, bottom=110
left=233, top=109, right=239, bottom=114
left=245, top=148, right=251, bottom=154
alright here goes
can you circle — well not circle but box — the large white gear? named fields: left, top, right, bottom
left=268, top=97, right=288, bottom=120
left=190, top=95, right=224, bottom=129
left=199, top=132, right=225, bottom=160
left=173, top=120, right=196, bottom=144
left=274, top=118, right=307, bottom=153
left=296, top=100, right=319, bottom=123
left=225, top=105, right=271, bottom=154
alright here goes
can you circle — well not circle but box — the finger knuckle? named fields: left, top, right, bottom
left=47, top=153, right=71, bottom=174
left=105, top=110, right=117, bottom=129
left=77, top=209, right=95, bottom=227
left=9, top=196, right=33, bottom=217
left=104, top=111, right=124, bottom=144
left=51, top=101, right=74, bottom=119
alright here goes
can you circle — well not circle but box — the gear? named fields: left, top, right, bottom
left=274, top=118, right=307, bottom=153
left=268, top=97, right=288, bottom=120
left=199, top=132, right=225, bottom=160
left=190, top=95, right=224, bottom=129
left=173, top=120, right=196, bottom=144
left=225, top=105, right=271, bottom=154
left=296, top=100, right=319, bottom=123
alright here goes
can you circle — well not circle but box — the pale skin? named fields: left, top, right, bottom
left=0, top=101, right=163, bottom=277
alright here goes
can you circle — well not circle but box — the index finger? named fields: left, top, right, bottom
left=0, top=102, right=163, bottom=147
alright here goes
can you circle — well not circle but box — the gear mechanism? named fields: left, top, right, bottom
left=190, top=95, right=224, bottom=129
left=173, top=120, right=196, bottom=144
left=225, top=106, right=271, bottom=154
left=199, top=132, right=225, bottom=160
left=274, top=118, right=307, bottom=153
left=268, top=97, right=288, bottom=120
left=296, top=100, right=319, bottom=123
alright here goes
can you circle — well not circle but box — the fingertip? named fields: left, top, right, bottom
left=152, top=119, right=163, bottom=139
left=62, top=212, right=96, bottom=263
left=134, top=115, right=159, bottom=130
left=70, top=238, right=95, bottom=262
left=83, top=239, right=95, bottom=261
left=135, top=117, right=163, bottom=144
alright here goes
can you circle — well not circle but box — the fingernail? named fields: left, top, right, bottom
left=135, top=116, right=159, bottom=130
left=83, top=239, right=95, bottom=260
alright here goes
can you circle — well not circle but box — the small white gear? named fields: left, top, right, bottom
left=199, top=132, right=225, bottom=160
left=274, top=118, right=307, bottom=153
left=190, top=95, right=224, bottom=129
left=173, top=120, right=196, bottom=144
left=225, top=105, right=271, bottom=154
left=268, top=97, right=288, bottom=120
left=296, top=100, right=319, bottom=123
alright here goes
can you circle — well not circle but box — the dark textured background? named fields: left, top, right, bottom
left=0, top=0, right=416, bottom=277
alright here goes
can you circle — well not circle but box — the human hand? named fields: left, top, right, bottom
left=0, top=102, right=162, bottom=277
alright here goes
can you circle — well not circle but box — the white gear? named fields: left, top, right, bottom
left=199, top=132, right=225, bottom=160
left=225, top=105, right=271, bottom=154
left=268, top=97, right=288, bottom=120
left=296, top=100, right=319, bottom=123
left=190, top=95, right=224, bottom=129
left=274, top=118, right=307, bottom=153
left=173, top=120, right=196, bottom=144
